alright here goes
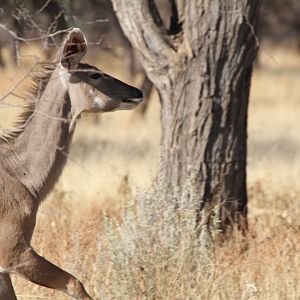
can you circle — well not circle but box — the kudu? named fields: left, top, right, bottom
left=0, top=28, right=143, bottom=300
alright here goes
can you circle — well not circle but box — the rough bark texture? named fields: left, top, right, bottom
left=112, top=0, right=260, bottom=231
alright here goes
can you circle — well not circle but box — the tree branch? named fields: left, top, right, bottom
left=148, top=0, right=164, bottom=28
left=111, top=0, right=176, bottom=73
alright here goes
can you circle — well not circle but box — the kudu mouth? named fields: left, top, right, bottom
left=122, top=97, right=143, bottom=105
left=122, top=88, right=144, bottom=105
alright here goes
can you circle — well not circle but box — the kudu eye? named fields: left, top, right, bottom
left=90, top=73, right=102, bottom=80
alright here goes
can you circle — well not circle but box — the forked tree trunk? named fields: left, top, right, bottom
left=112, top=1, right=260, bottom=231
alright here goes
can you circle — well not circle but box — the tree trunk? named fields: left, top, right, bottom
left=111, top=0, right=260, bottom=232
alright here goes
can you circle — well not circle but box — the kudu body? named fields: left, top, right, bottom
left=0, top=28, right=143, bottom=300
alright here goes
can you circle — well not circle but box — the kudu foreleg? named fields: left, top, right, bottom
left=13, top=247, right=93, bottom=300
left=0, top=273, right=17, bottom=300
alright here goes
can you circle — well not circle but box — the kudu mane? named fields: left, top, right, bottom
left=0, top=64, right=56, bottom=142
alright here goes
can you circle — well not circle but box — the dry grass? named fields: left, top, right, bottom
left=10, top=181, right=300, bottom=300
left=0, top=43, right=300, bottom=299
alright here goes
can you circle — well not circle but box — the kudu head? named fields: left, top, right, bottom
left=56, top=28, right=143, bottom=127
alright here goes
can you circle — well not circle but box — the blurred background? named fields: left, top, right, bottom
left=0, top=1, right=300, bottom=298
left=1, top=0, right=300, bottom=200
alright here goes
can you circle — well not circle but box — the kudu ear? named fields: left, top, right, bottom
left=60, top=28, right=87, bottom=70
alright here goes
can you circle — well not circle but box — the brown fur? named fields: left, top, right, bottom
left=0, top=28, right=143, bottom=300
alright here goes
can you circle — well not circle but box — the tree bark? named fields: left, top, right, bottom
left=111, top=0, right=260, bottom=231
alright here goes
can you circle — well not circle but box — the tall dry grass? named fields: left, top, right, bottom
left=11, top=180, right=300, bottom=300
left=0, top=43, right=300, bottom=299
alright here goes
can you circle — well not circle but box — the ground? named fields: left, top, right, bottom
left=0, top=43, right=299, bottom=299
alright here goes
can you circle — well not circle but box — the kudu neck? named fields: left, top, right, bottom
left=8, top=68, right=75, bottom=201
